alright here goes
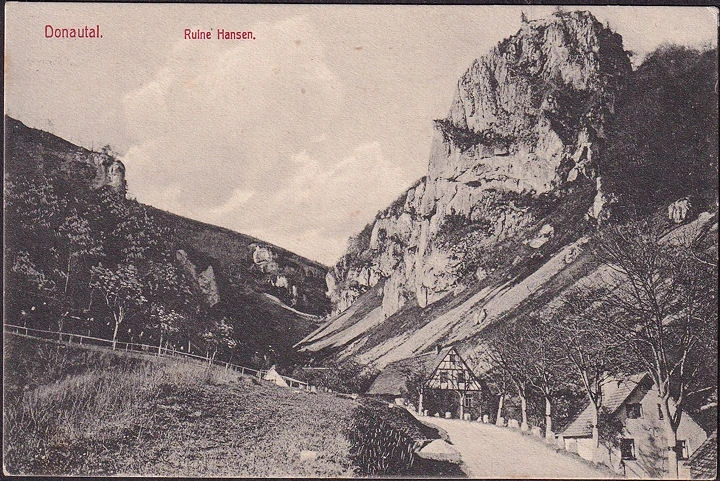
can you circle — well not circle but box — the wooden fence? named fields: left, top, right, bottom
left=3, top=324, right=308, bottom=389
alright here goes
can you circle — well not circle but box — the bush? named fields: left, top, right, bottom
left=347, top=401, right=428, bottom=475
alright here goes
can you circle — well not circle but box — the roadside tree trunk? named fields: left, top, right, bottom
left=544, top=396, right=553, bottom=439
left=111, top=306, right=124, bottom=351
left=590, top=402, right=600, bottom=460
left=520, top=392, right=529, bottom=431
left=496, top=393, right=505, bottom=425
left=660, top=399, right=679, bottom=478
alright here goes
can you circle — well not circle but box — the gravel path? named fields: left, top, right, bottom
left=421, top=417, right=616, bottom=479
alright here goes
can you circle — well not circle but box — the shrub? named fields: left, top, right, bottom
left=347, top=404, right=420, bottom=475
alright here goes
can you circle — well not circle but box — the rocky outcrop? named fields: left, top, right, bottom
left=90, top=152, right=126, bottom=193
left=252, top=244, right=280, bottom=274
left=326, top=11, right=631, bottom=319
left=176, top=249, right=220, bottom=306
left=527, top=224, right=555, bottom=249
left=587, top=176, right=614, bottom=222
left=668, top=198, right=693, bottom=224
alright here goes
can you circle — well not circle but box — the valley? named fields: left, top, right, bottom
left=4, top=6, right=717, bottom=479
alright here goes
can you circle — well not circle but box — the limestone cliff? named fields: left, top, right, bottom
left=326, top=11, right=630, bottom=319
left=298, top=13, right=717, bottom=371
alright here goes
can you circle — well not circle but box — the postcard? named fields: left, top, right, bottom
left=4, top=3, right=718, bottom=478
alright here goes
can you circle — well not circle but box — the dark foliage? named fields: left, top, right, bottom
left=603, top=46, right=719, bottom=216
left=348, top=397, right=441, bottom=475
left=434, top=118, right=515, bottom=152
left=290, top=360, right=379, bottom=394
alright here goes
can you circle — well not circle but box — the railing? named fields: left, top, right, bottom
left=3, top=324, right=308, bottom=389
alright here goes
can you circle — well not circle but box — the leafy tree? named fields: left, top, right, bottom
left=90, top=263, right=147, bottom=350
left=398, top=362, right=434, bottom=414
left=57, top=208, right=104, bottom=295
left=4, top=176, right=67, bottom=231
left=144, top=261, right=195, bottom=311
left=96, top=189, right=167, bottom=264
left=11, top=251, right=55, bottom=293
left=201, top=317, right=237, bottom=364
left=148, top=303, right=184, bottom=352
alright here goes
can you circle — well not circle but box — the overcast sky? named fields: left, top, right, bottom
left=5, top=4, right=717, bottom=265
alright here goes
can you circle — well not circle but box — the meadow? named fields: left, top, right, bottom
left=4, top=334, right=458, bottom=477
left=4, top=334, right=357, bottom=476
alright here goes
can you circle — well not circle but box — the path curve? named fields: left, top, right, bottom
left=420, top=417, right=616, bottom=478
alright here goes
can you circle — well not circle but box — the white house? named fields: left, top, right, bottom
left=559, top=373, right=708, bottom=478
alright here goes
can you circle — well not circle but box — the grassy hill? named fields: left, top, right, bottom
left=3, top=334, right=460, bottom=476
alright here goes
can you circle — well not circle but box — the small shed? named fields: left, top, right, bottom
left=263, top=366, right=289, bottom=388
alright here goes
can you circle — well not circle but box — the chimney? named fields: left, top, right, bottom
left=436, top=344, right=442, bottom=354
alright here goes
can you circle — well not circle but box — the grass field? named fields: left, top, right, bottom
left=3, top=334, right=359, bottom=476
left=4, top=334, right=459, bottom=477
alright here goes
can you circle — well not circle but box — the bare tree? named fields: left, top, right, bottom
left=483, top=322, right=533, bottom=430
left=523, top=317, right=572, bottom=439
left=592, top=220, right=718, bottom=478
left=483, top=365, right=511, bottom=425
left=545, top=288, right=626, bottom=454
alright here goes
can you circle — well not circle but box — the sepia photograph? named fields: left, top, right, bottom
left=3, top=3, right=718, bottom=478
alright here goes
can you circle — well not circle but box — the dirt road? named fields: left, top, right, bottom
left=421, top=417, right=615, bottom=478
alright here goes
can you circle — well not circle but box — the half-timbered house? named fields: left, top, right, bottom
left=367, top=345, right=486, bottom=419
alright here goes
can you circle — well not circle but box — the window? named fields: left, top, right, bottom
left=439, top=371, right=448, bottom=383
left=621, top=438, right=636, bottom=460
left=657, top=404, right=664, bottom=420
left=626, top=403, right=642, bottom=419
left=463, top=395, right=473, bottom=408
left=676, top=440, right=689, bottom=460
left=448, top=353, right=456, bottom=363
left=457, top=371, right=465, bottom=384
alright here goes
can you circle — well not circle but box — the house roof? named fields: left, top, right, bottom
left=687, top=431, right=717, bottom=479
left=560, top=372, right=650, bottom=438
left=366, top=346, right=456, bottom=396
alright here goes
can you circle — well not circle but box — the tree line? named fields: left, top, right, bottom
left=5, top=156, right=237, bottom=363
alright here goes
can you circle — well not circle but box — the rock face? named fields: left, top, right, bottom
left=176, top=249, right=220, bottom=307
left=90, top=152, right=126, bottom=193
left=668, top=198, right=693, bottom=224
left=252, top=244, right=280, bottom=274
left=327, top=11, right=630, bottom=319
